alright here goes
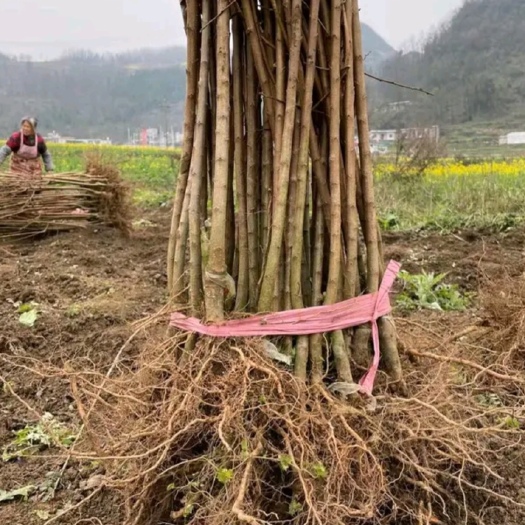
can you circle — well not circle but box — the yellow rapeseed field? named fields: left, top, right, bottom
left=375, top=158, right=525, bottom=178
left=48, top=143, right=181, bottom=186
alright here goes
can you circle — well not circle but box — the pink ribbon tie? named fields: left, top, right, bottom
left=170, top=260, right=401, bottom=394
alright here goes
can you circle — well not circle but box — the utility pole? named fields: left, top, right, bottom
left=160, top=100, right=172, bottom=147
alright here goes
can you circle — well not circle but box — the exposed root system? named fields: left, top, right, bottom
left=8, top=324, right=522, bottom=525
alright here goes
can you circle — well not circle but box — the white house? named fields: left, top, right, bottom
left=368, top=126, right=440, bottom=145
left=499, top=132, right=525, bottom=145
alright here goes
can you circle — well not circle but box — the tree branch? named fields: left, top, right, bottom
left=364, top=72, right=434, bottom=96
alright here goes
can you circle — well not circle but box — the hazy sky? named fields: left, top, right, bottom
left=0, top=0, right=464, bottom=60
left=361, top=0, right=464, bottom=48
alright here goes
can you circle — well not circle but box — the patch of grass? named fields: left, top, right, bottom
left=52, top=144, right=180, bottom=188
left=216, top=468, right=234, bottom=485
left=65, top=304, right=82, bottom=318
left=50, top=144, right=179, bottom=209
left=133, top=187, right=172, bottom=208
left=308, top=462, right=328, bottom=480
left=289, top=499, right=303, bottom=516
left=376, top=171, right=525, bottom=232
left=378, top=213, right=401, bottom=231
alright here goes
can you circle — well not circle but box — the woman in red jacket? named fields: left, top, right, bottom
left=0, top=117, right=54, bottom=177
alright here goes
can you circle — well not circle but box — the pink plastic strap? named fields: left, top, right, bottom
left=170, top=260, right=401, bottom=394
left=358, top=260, right=401, bottom=395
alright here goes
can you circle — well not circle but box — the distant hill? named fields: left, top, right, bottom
left=372, top=0, right=525, bottom=131
left=0, top=23, right=394, bottom=141
left=0, top=48, right=187, bottom=141
left=361, top=24, right=395, bottom=71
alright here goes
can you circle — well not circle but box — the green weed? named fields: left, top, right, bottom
left=3, top=413, right=76, bottom=462
left=216, top=468, right=234, bottom=485
left=397, top=270, right=471, bottom=311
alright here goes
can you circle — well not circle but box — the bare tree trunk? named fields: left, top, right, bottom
left=245, top=43, right=260, bottom=310
left=240, top=0, right=275, bottom=134
left=291, top=0, right=320, bottom=311
left=188, top=0, right=211, bottom=314
left=291, top=0, right=321, bottom=382
left=172, top=180, right=191, bottom=300
left=352, top=0, right=379, bottom=293
left=233, top=16, right=250, bottom=311
left=352, top=0, right=403, bottom=383
left=326, top=0, right=353, bottom=384
left=258, top=0, right=303, bottom=312
left=310, top=192, right=325, bottom=384
left=205, top=0, right=232, bottom=322
left=168, top=3, right=200, bottom=292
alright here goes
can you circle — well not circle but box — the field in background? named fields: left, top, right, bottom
left=47, top=143, right=525, bottom=233
left=50, top=143, right=181, bottom=206
left=375, top=158, right=525, bottom=231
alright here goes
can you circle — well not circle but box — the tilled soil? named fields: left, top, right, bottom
left=1, top=214, right=524, bottom=524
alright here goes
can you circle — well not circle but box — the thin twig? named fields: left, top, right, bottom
left=201, top=0, right=238, bottom=31
left=405, top=347, right=524, bottom=383
left=364, top=72, right=434, bottom=96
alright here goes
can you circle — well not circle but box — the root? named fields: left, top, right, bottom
left=5, top=323, right=524, bottom=525
left=5, top=250, right=525, bottom=525
left=232, top=442, right=264, bottom=525
left=405, top=347, right=524, bottom=383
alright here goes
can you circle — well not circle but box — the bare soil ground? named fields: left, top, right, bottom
left=1, top=212, right=524, bottom=524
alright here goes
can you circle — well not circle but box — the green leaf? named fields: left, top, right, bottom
left=18, top=303, right=33, bottom=314
left=216, top=468, right=234, bottom=485
left=278, top=454, right=293, bottom=472
left=183, top=503, right=195, bottom=518
left=397, top=270, right=471, bottom=312
left=3, top=414, right=76, bottom=462
left=241, top=439, right=250, bottom=457
left=19, top=309, right=38, bottom=327
left=502, top=416, right=520, bottom=430
left=288, top=498, right=303, bottom=516
left=309, top=462, right=328, bottom=480
left=166, top=482, right=176, bottom=492
left=0, top=485, right=35, bottom=503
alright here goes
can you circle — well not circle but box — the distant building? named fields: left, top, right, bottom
left=367, top=125, right=440, bottom=145
left=370, top=130, right=397, bottom=142
left=128, top=127, right=183, bottom=147
left=399, top=125, right=440, bottom=143
left=381, top=101, right=413, bottom=114
left=45, top=131, right=67, bottom=143
left=44, top=131, right=111, bottom=145
left=499, top=132, right=525, bottom=145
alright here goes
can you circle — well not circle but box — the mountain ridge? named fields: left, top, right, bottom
left=372, top=0, right=525, bottom=132
left=0, top=23, right=394, bottom=140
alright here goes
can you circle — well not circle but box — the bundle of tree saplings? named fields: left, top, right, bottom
left=0, top=163, right=131, bottom=241
left=167, top=0, right=402, bottom=385
left=37, top=4, right=525, bottom=524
